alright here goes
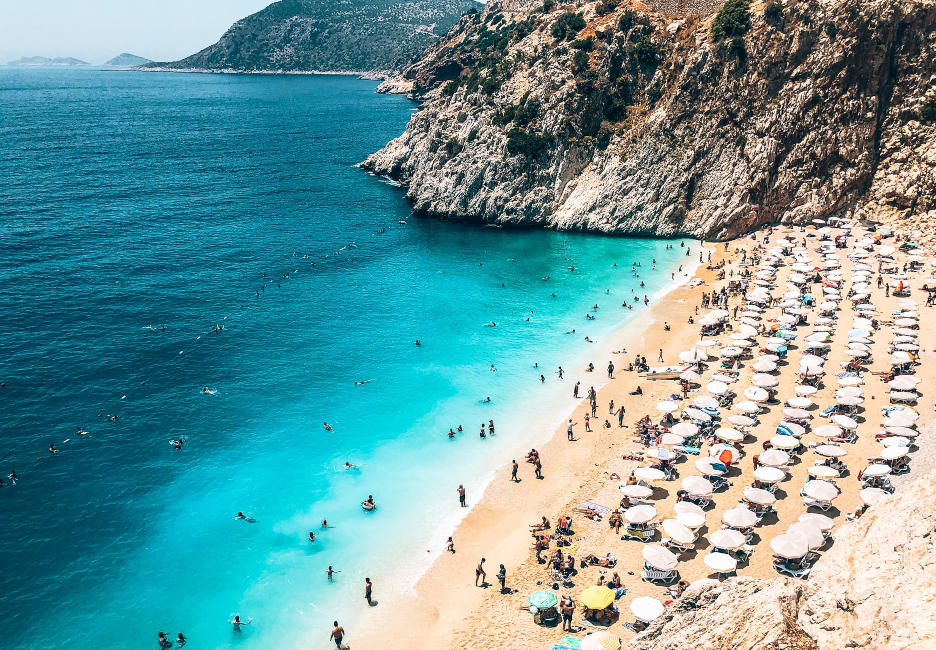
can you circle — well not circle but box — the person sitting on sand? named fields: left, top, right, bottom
left=626, top=472, right=637, bottom=486
left=530, top=516, right=550, bottom=531
left=608, top=572, right=627, bottom=599
left=608, top=509, right=623, bottom=534
left=629, top=386, right=643, bottom=395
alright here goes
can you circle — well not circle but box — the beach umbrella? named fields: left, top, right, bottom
left=657, top=401, right=678, bottom=414
left=752, top=374, right=778, bottom=388
left=844, top=349, right=868, bottom=357
left=625, top=504, right=657, bottom=524
left=754, top=466, right=785, bottom=484
left=813, top=425, right=842, bottom=438
left=837, top=376, right=863, bottom=387
left=661, top=519, right=695, bottom=545
left=630, top=597, right=664, bottom=623
left=880, top=446, right=909, bottom=460
left=884, top=426, right=918, bottom=438
left=671, top=422, right=698, bottom=438
left=770, top=534, right=809, bottom=559
left=813, top=444, right=847, bottom=459
left=734, top=339, right=756, bottom=348
left=674, top=501, right=706, bottom=517
left=862, top=463, right=891, bottom=478
left=860, top=487, right=889, bottom=506
left=730, top=332, right=754, bottom=341
left=800, top=354, right=826, bottom=367
left=770, top=435, right=799, bottom=450
left=836, top=387, right=864, bottom=398
left=777, top=421, right=806, bottom=437
left=759, top=449, right=791, bottom=467
left=692, top=395, right=719, bottom=409
left=894, top=343, right=920, bottom=352
left=721, top=346, right=743, bottom=358
left=707, top=381, right=730, bottom=396
left=837, top=395, right=864, bottom=406
left=619, top=484, right=653, bottom=499
left=890, top=390, right=919, bottom=402
left=744, top=387, right=770, bottom=403
left=696, top=458, right=726, bottom=476
left=831, top=415, right=858, bottom=430
left=705, top=552, right=738, bottom=575
left=894, top=328, right=918, bottom=337
left=679, top=349, right=709, bottom=363
left=529, top=590, right=559, bottom=610
left=715, top=427, right=744, bottom=443
left=683, top=407, right=712, bottom=422
left=807, top=465, right=839, bottom=479
left=795, top=385, right=818, bottom=396
left=712, top=373, right=738, bottom=384
left=682, top=476, right=714, bottom=497
left=743, top=486, right=776, bottom=505
left=634, top=467, right=666, bottom=483
left=646, top=447, right=675, bottom=461
left=787, top=397, right=813, bottom=409
left=890, top=352, right=913, bottom=365
left=788, top=522, right=825, bottom=550
left=710, top=443, right=740, bottom=463
left=879, top=436, right=910, bottom=448
left=676, top=511, right=706, bottom=529
left=642, top=544, right=679, bottom=571
left=710, top=528, right=746, bottom=551
left=798, top=512, right=834, bottom=532
left=753, top=360, right=777, bottom=373
left=680, top=370, right=702, bottom=383
left=581, top=633, right=620, bottom=650
left=695, top=339, right=719, bottom=348
left=803, top=480, right=838, bottom=502
left=888, top=376, right=920, bottom=391
left=580, top=585, right=615, bottom=610
left=722, top=506, right=757, bottom=529
left=728, top=415, right=756, bottom=427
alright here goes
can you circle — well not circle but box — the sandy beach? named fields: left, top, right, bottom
left=352, top=220, right=934, bottom=649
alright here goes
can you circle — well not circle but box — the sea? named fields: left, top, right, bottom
left=0, top=68, right=693, bottom=649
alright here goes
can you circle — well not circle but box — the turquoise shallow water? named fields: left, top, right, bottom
left=0, top=69, right=692, bottom=649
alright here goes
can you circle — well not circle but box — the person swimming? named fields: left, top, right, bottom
left=344, top=462, right=356, bottom=470
left=308, top=531, right=316, bottom=543
left=354, top=379, right=372, bottom=385
left=176, top=632, right=186, bottom=647
left=230, top=615, right=250, bottom=630
left=362, top=495, right=376, bottom=510
left=323, top=422, right=333, bottom=431
left=48, top=444, right=57, bottom=454
left=234, top=512, right=256, bottom=523
left=484, top=321, right=496, bottom=327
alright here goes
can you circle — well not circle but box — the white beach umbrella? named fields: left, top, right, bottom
left=692, top=396, right=719, bottom=409
left=624, top=504, right=657, bottom=524
left=728, top=415, right=756, bottom=427
left=770, top=436, right=799, bottom=450
left=786, top=396, right=813, bottom=409
left=880, top=446, right=909, bottom=460
left=620, top=484, right=653, bottom=499
left=634, top=467, right=666, bottom=483
left=879, top=436, right=910, bottom=448
left=581, top=633, right=620, bottom=650
left=630, top=597, right=664, bottom=623
left=754, top=466, right=785, bottom=484
left=704, top=552, right=738, bottom=575
left=743, top=486, right=776, bottom=505
left=712, top=373, right=738, bottom=384
left=803, top=480, right=838, bottom=502
left=884, top=425, right=918, bottom=438
left=837, top=376, right=863, bottom=387
left=795, top=385, right=818, bottom=396
left=771, top=534, right=809, bottom=559
left=862, top=463, right=892, bottom=478
left=798, top=512, right=834, bottom=532
left=721, top=347, right=743, bottom=358
left=715, top=427, right=744, bottom=443
left=783, top=408, right=811, bottom=420
left=744, top=387, right=769, bottom=402
left=778, top=421, right=806, bottom=437
left=709, top=528, right=746, bottom=551
left=889, top=376, right=921, bottom=391
left=752, top=374, right=778, bottom=388
left=753, top=360, right=777, bottom=373
left=642, top=544, right=679, bottom=571
left=676, top=510, right=706, bottom=530
left=683, top=407, right=712, bottom=422
left=759, top=449, right=791, bottom=467
left=658, top=433, right=686, bottom=446
left=831, top=415, right=858, bottom=430
left=679, top=349, right=709, bottom=363
left=813, top=444, right=846, bottom=458
left=787, top=522, right=825, bottom=550
left=860, top=487, right=889, bottom=506
left=696, top=458, right=726, bottom=476
left=837, top=395, right=863, bottom=406
left=812, top=425, right=842, bottom=438
left=680, top=370, right=703, bottom=383
left=646, top=447, right=675, bottom=461
left=671, top=422, right=698, bottom=438
left=807, top=465, right=839, bottom=479
left=707, top=381, right=730, bottom=396
left=661, top=518, right=695, bottom=545
left=710, top=444, right=740, bottom=463
left=682, top=476, right=714, bottom=497
left=657, top=401, right=678, bottom=414
left=836, top=386, right=864, bottom=399
left=722, top=506, right=757, bottom=529
left=674, top=501, right=706, bottom=517
left=695, top=339, right=718, bottom=348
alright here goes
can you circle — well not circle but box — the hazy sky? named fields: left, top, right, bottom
left=0, top=1, right=274, bottom=64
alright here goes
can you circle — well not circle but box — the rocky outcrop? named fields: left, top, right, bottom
left=151, top=0, right=479, bottom=75
left=363, top=0, right=936, bottom=239
left=631, top=471, right=936, bottom=649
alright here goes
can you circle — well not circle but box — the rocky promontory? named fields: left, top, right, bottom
left=363, top=0, right=936, bottom=239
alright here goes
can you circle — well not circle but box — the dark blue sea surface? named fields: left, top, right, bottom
left=0, top=69, right=690, bottom=648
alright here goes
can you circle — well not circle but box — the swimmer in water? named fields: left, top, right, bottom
left=354, top=380, right=372, bottom=385
left=8, top=470, right=16, bottom=483
left=323, top=422, right=333, bottom=431
left=49, top=444, right=57, bottom=454
left=176, top=633, right=186, bottom=647
left=234, top=512, right=256, bottom=522
left=230, top=615, right=250, bottom=630
left=484, top=321, right=497, bottom=327
left=322, top=519, right=334, bottom=528
left=414, top=340, right=421, bottom=346
left=308, top=531, right=316, bottom=543
left=344, top=462, right=355, bottom=470
left=326, top=565, right=341, bottom=580
left=483, top=396, right=491, bottom=403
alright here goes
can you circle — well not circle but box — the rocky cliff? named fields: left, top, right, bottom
left=363, top=0, right=936, bottom=239
left=153, top=0, right=479, bottom=75
left=630, top=471, right=936, bottom=649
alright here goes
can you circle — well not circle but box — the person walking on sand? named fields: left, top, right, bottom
left=535, top=456, right=543, bottom=479
left=458, top=484, right=467, bottom=507
left=658, top=348, right=664, bottom=363
left=511, top=460, right=519, bottom=482
left=573, top=381, right=580, bottom=398
left=567, top=419, right=576, bottom=441
left=476, top=558, right=487, bottom=586
left=616, top=405, right=625, bottom=427
left=497, top=564, right=507, bottom=591
left=607, top=361, right=614, bottom=379
left=446, top=536, right=455, bottom=553
left=584, top=414, right=591, bottom=432
left=330, top=621, right=345, bottom=648
left=364, top=577, right=373, bottom=605
left=557, top=366, right=564, bottom=379
left=561, top=595, right=575, bottom=631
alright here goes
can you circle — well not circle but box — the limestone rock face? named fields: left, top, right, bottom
left=363, top=0, right=936, bottom=239
left=631, top=472, right=936, bottom=649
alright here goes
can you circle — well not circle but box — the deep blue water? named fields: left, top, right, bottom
left=0, top=69, right=691, bottom=649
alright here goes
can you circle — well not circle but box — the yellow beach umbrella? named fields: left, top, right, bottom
left=580, top=585, right=615, bottom=610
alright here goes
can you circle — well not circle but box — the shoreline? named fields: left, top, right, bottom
left=134, top=66, right=374, bottom=77
left=350, top=245, right=711, bottom=648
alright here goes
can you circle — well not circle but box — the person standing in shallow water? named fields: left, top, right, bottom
left=458, top=484, right=466, bottom=507
left=330, top=621, right=345, bottom=647
left=364, top=577, right=373, bottom=605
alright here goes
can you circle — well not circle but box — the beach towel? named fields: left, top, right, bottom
left=580, top=501, right=611, bottom=516
left=558, top=637, right=582, bottom=649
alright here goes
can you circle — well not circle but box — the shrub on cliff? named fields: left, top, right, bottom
left=572, top=49, right=590, bottom=74
left=712, top=0, right=752, bottom=40
left=764, top=1, right=784, bottom=27
left=551, top=12, right=586, bottom=41
left=922, top=97, right=936, bottom=123
left=618, top=9, right=636, bottom=32
left=506, top=127, right=553, bottom=157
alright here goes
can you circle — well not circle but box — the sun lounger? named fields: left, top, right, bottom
left=773, top=558, right=811, bottom=579
left=622, top=527, right=657, bottom=542
left=802, top=497, right=833, bottom=511
left=641, top=567, right=679, bottom=584
left=662, top=537, right=695, bottom=553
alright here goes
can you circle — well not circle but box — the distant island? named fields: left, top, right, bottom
left=8, top=56, right=88, bottom=67
left=147, top=0, right=480, bottom=76
left=105, top=53, right=152, bottom=67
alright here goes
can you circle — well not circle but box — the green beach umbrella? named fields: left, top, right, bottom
left=529, top=590, right=558, bottom=609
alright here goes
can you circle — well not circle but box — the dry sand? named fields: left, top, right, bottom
left=350, top=221, right=935, bottom=649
